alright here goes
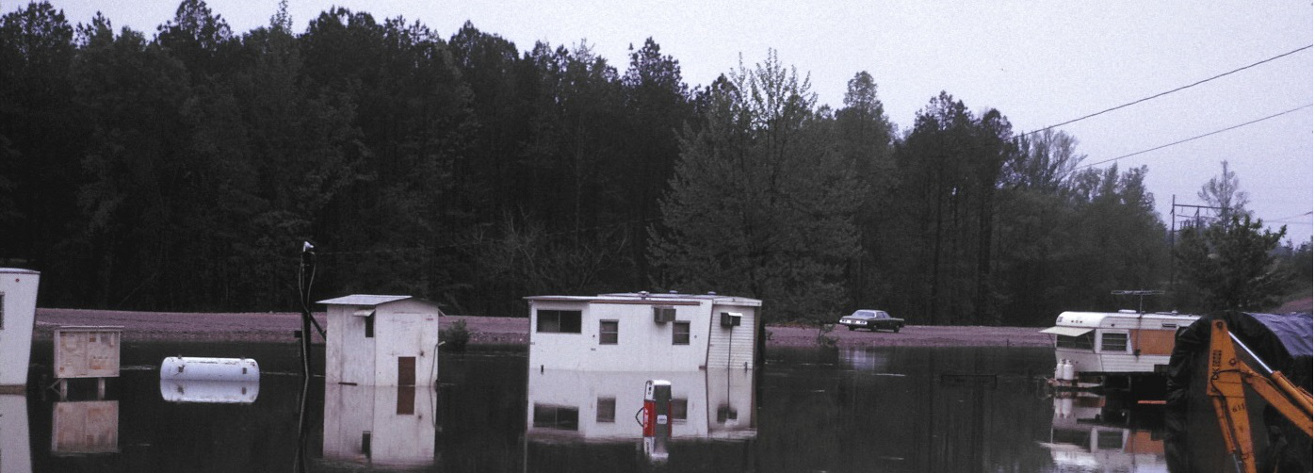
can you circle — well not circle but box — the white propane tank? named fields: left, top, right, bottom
left=1054, top=361, right=1064, bottom=382
left=160, top=357, right=260, bottom=381
left=1060, top=360, right=1075, bottom=382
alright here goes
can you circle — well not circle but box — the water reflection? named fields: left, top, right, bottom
left=322, top=383, right=437, bottom=469
left=524, top=369, right=756, bottom=443
left=51, top=400, right=118, bottom=455
left=159, top=379, right=259, bottom=404
left=1, top=394, right=32, bottom=473
left=1044, top=393, right=1166, bottom=471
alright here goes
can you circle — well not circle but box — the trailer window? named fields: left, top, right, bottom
left=1101, top=332, right=1129, bottom=352
left=599, top=320, right=618, bottom=344
left=596, top=397, right=616, bottom=423
left=1056, top=332, right=1094, bottom=349
left=537, top=310, right=582, bottom=333
left=0, top=292, right=4, bottom=329
left=533, top=404, right=579, bottom=430
left=672, top=322, right=691, bottom=345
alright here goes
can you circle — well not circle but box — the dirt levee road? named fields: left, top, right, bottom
left=33, top=308, right=1052, bottom=348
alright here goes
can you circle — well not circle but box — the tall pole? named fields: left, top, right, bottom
left=299, top=242, right=316, bottom=378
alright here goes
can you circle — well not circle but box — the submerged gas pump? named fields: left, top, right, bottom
left=636, top=379, right=671, bottom=463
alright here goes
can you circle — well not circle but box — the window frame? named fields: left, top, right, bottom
left=536, top=309, right=583, bottom=334
left=1100, top=331, right=1130, bottom=353
left=599, top=320, right=619, bottom=345
left=672, top=321, right=691, bottom=345
left=596, top=397, right=616, bottom=423
left=1056, top=332, right=1094, bottom=350
left=670, top=398, right=688, bottom=423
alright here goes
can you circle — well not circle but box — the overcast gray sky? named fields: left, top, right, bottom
left=36, top=0, right=1315, bottom=244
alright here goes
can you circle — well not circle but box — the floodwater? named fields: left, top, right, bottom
left=4, top=341, right=1260, bottom=472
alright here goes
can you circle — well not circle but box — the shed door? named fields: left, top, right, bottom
left=398, top=356, right=416, bottom=386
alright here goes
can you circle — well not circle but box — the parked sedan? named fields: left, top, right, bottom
left=838, top=310, right=905, bottom=332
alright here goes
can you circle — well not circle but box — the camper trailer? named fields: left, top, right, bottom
left=525, top=292, right=761, bottom=372
left=1041, top=311, right=1199, bottom=390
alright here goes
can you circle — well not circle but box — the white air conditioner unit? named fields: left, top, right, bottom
left=653, top=307, right=676, bottom=324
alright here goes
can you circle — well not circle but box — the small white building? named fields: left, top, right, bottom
left=0, top=268, right=40, bottom=391
left=318, top=295, right=443, bottom=387
left=525, top=292, right=762, bottom=372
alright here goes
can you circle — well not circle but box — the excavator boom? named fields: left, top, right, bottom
left=1207, top=320, right=1313, bottom=473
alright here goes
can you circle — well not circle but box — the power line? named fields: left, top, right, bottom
left=1078, top=104, right=1312, bottom=169
left=1025, top=44, right=1313, bottom=137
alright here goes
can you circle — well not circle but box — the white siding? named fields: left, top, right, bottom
left=705, top=304, right=756, bottom=369
left=324, top=297, right=439, bottom=386
left=323, top=384, right=437, bottom=468
left=0, top=269, right=39, bottom=388
left=528, top=301, right=710, bottom=371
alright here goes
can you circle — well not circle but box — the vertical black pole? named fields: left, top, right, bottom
left=300, top=244, right=315, bottom=378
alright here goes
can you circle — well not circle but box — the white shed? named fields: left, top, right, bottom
left=525, top=292, right=762, bottom=372
left=318, top=295, right=443, bottom=387
left=0, top=268, right=40, bottom=391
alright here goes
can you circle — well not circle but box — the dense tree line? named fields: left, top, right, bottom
left=1, top=1, right=1305, bottom=324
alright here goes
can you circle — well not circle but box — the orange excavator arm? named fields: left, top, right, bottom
left=1207, top=320, right=1313, bottom=473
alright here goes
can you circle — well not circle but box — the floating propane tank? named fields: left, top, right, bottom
left=159, top=357, right=260, bottom=404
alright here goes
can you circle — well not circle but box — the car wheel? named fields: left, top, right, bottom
left=893, top=326, right=901, bottom=333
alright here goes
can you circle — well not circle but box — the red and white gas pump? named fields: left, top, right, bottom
left=637, top=379, right=671, bottom=463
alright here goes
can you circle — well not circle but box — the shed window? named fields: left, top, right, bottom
left=1101, top=332, right=1129, bottom=352
left=0, top=292, right=5, bottom=330
left=1056, top=332, right=1094, bottom=350
left=365, top=313, right=375, bottom=338
left=532, top=404, right=579, bottom=430
left=537, top=310, right=582, bottom=333
left=599, top=320, right=618, bottom=345
left=672, top=321, right=690, bottom=345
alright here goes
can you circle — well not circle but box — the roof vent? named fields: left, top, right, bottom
left=639, top=291, right=650, bottom=299
left=707, top=291, right=717, bottom=296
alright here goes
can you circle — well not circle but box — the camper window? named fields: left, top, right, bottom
left=1101, top=332, right=1129, bottom=352
left=537, top=310, right=582, bottom=333
left=1056, top=332, right=1094, bottom=350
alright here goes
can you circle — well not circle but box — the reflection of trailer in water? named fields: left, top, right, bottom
left=1041, top=311, right=1199, bottom=393
left=525, top=369, right=756, bottom=443
left=1042, top=393, right=1166, bottom=471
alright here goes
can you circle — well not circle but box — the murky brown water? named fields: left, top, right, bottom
left=6, top=341, right=1271, bottom=472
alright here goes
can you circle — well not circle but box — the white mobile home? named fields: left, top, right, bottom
left=1041, top=310, right=1199, bottom=386
left=318, top=295, right=443, bottom=387
left=525, top=292, right=762, bottom=372
left=0, top=268, right=39, bottom=391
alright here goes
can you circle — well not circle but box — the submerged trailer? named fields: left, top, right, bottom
left=1041, top=310, right=1200, bottom=393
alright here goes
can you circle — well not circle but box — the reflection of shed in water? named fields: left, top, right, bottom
left=322, top=384, right=437, bottom=469
left=318, top=295, right=443, bottom=387
left=524, top=369, right=756, bottom=443
left=525, top=292, right=762, bottom=371
left=0, top=268, right=39, bottom=391
left=51, top=400, right=119, bottom=455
